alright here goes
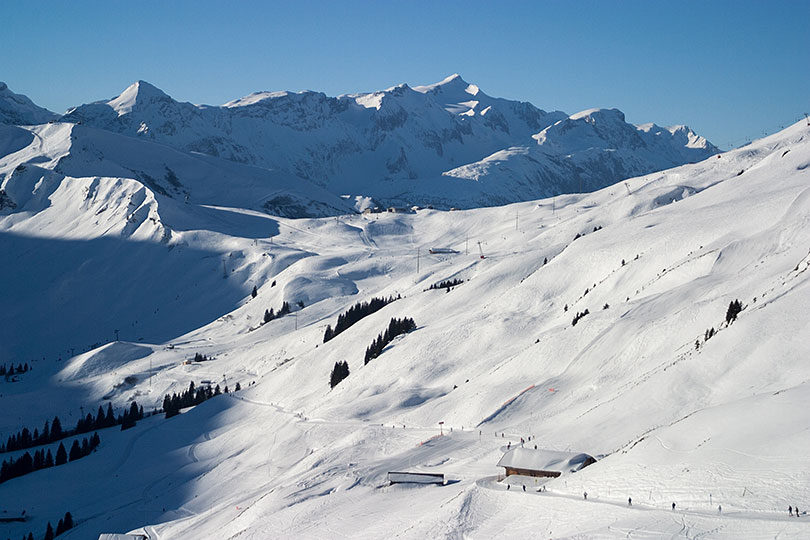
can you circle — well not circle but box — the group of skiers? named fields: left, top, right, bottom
left=789, top=505, right=802, bottom=517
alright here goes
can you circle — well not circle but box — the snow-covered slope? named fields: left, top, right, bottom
left=0, top=121, right=353, bottom=219
left=0, top=82, right=58, bottom=126
left=439, top=108, right=718, bottom=207
left=0, top=120, right=807, bottom=539
left=60, top=76, right=718, bottom=208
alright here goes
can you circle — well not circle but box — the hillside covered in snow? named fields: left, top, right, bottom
left=1, top=108, right=808, bottom=540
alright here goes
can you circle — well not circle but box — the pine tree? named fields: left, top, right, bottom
left=725, top=299, right=743, bottom=324
left=50, top=416, right=63, bottom=441
left=55, top=442, right=67, bottom=465
left=63, top=512, right=74, bottom=530
left=251, top=285, right=258, bottom=298
left=44, top=523, right=54, bottom=540
left=94, top=406, right=106, bottom=429
left=105, top=403, right=115, bottom=427
left=56, top=518, right=64, bottom=535
left=44, top=449, right=54, bottom=468
left=69, top=440, right=82, bottom=461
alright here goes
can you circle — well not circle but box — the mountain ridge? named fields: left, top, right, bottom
left=56, top=75, right=719, bottom=208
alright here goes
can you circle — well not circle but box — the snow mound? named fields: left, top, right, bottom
left=61, top=341, right=153, bottom=381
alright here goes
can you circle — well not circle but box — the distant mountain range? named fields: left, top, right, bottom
left=1, top=75, right=719, bottom=214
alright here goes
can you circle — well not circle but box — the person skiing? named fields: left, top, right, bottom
left=796, top=506, right=800, bottom=517
left=672, top=502, right=676, bottom=511
left=789, top=506, right=793, bottom=516
left=628, top=497, right=632, bottom=506
left=718, top=505, right=722, bottom=513
left=507, top=484, right=510, bottom=490
left=583, top=491, right=588, bottom=500
left=522, top=484, right=526, bottom=492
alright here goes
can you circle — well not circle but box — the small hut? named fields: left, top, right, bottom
left=497, top=448, right=595, bottom=478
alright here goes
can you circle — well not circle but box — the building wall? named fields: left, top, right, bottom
left=504, top=467, right=561, bottom=478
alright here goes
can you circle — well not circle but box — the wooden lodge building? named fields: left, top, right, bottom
left=497, top=448, right=596, bottom=478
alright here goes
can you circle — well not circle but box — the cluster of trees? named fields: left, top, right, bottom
left=323, top=295, right=400, bottom=343
left=263, top=301, right=291, bottom=324
left=163, top=381, right=225, bottom=418
left=3, top=417, right=64, bottom=453
left=0, top=433, right=100, bottom=484
left=17, top=512, right=74, bottom=540
left=2, top=401, right=144, bottom=455
left=427, top=278, right=464, bottom=292
left=0, top=362, right=29, bottom=377
left=192, top=352, right=213, bottom=362
left=329, top=361, right=350, bottom=388
left=364, top=317, right=416, bottom=365
left=572, top=309, right=590, bottom=326
left=76, top=401, right=143, bottom=434
left=574, top=225, right=603, bottom=240
left=725, top=299, right=743, bottom=324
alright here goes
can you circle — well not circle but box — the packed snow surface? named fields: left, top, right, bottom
left=1, top=116, right=808, bottom=539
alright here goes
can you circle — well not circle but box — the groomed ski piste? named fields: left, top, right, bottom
left=2, top=120, right=810, bottom=539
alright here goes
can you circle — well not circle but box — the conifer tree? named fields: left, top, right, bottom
left=44, top=522, right=54, bottom=540
left=50, top=416, right=63, bottom=441
left=55, top=442, right=67, bottom=465
left=105, top=403, right=116, bottom=427
left=69, top=439, right=82, bottom=461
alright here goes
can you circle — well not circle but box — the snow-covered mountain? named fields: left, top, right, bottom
left=1, top=118, right=808, bottom=539
left=0, top=119, right=354, bottom=220
left=0, top=82, right=58, bottom=126
left=60, top=76, right=719, bottom=208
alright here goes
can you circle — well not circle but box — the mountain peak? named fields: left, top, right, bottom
left=108, top=80, right=172, bottom=116
left=0, top=81, right=58, bottom=125
left=413, top=73, right=479, bottom=97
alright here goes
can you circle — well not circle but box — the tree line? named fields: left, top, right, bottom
left=426, top=278, right=463, bottom=292
left=17, top=511, right=74, bottom=540
left=323, top=295, right=400, bottom=343
left=364, top=317, right=416, bottom=365
left=2, top=401, right=143, bottom=454
left=1, top=362, right=30, bottom=377
left=162, top=381, right=238, bottom=418
left=572, top=309, right=590, bottom=326
left=1, top=433, right=100, bottom=484
left=264, top=301, right=291, bottom=324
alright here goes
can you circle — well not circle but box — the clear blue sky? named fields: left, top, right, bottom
left=2, top=0, right=807, bottom=148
